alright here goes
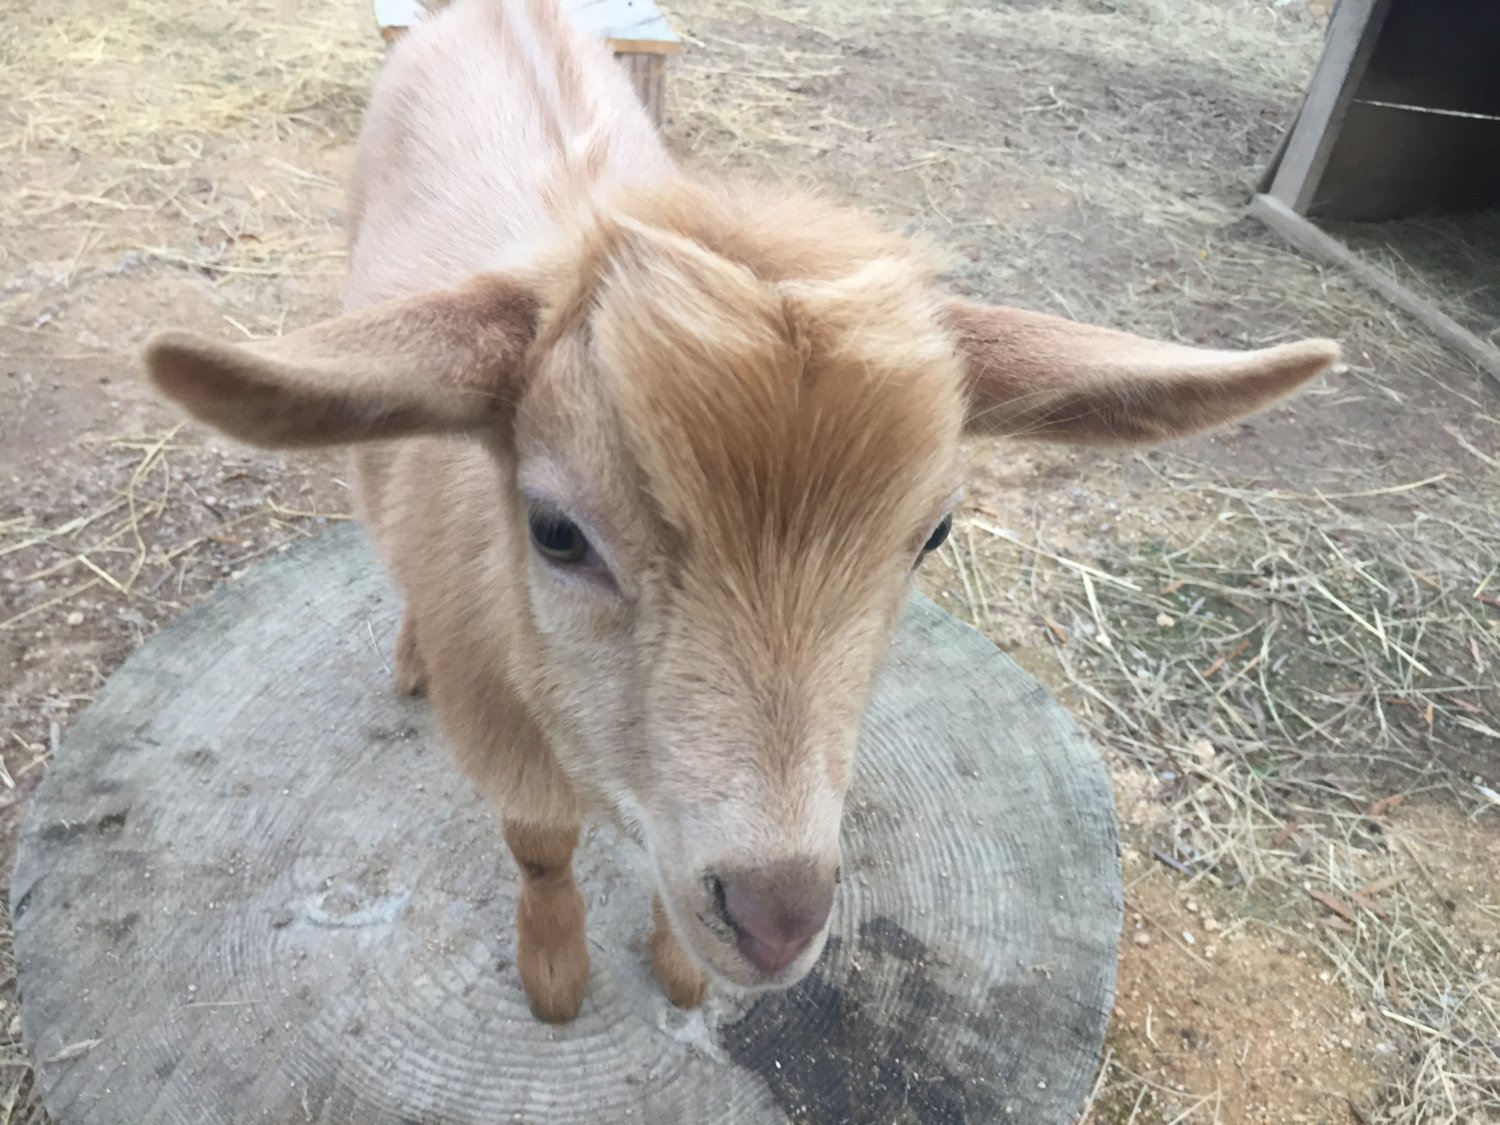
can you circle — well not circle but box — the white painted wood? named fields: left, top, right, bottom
left=562, top=0, right=681, bottom=53
left=374, top=0, right=682, bottom=53
left=372, top=0, right=425, bottom=31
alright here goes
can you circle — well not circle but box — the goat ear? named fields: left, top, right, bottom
left=944, top=298, right=1338, bottom=445
left=141, top=275, right=539, bottom=449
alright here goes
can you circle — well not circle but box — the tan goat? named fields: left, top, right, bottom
left=141, top=0, right=1338, bottom=1023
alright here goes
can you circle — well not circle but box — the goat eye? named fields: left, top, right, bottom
left=528, top=510, right=589, bottom=564
left=922, top=514, right=953, bottom=555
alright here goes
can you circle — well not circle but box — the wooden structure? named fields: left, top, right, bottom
left=374, top=0, right=682, bottom=126
left=1252, top=0, right=1500, bottom=385
left=12, top=527, right=1121, bottom=1124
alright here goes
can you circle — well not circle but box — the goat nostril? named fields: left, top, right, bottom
left=704, top=873, right=730, bottom=926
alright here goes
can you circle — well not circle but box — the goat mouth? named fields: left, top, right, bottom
left=665, top=873, right=820, bottom=990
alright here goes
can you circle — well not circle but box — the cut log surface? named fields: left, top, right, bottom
left=12, top=527, right=1120, bottom=1124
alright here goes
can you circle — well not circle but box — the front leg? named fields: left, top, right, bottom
left=650, top=894, right=708, bottom=1009
left=503, top=821, right=589, bottom=1023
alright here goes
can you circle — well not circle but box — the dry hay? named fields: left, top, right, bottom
left=670, top=0, right=1324, bottom=179
left=0, top=0, right=376, bottom=156
left=1328, top=210, right=1500, bottom=352
left=0, top=900, right=44, bottom=1125
left=926, top=454, right=1500, bottom=1119
left=1, top=430, right=348, bottom=635
left=0, top=0, right=375, bottom=289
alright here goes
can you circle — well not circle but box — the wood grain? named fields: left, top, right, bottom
left=12, top=526, right=1120, bottom=1124
left=1267, top=0, right=1393, bottom=215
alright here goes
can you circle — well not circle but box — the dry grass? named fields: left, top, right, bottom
left=0, top=8, right=374, bottom=1122
left=0, top=431, right=348, bottom=635
left=929, top=452, right=1500, bottom=1119
left=0, top=0, right=375, bottom=156
left=0, top=0, right=370, bottom=291
left=1329, top=211, right=1500, bottom=351
left=1310, top=813, right=1500, bottom=1122
left=0, top=901, right=43, bottom=1125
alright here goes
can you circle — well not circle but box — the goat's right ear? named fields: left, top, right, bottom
left=141, top=274, right=539, bottom=449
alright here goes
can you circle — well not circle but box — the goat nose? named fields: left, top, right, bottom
left=718, top=861, right=836, bottom=977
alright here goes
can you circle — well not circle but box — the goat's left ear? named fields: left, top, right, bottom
left=944, top=298, right=1339, bottom=445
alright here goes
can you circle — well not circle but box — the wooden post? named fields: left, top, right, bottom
left=1266, top=0, right=1394, bottom=215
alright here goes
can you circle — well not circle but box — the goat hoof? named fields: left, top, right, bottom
left=517, top=926, right=589, bottom=1024
left=393, top=610, right=429, bottom=697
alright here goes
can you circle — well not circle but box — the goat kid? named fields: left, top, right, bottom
left=141, top=0, right=1338, bottom=1023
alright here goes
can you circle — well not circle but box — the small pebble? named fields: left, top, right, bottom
left=1133, top=930, right=1150, bottom=947
left=65, top=611, right=84, bottom=626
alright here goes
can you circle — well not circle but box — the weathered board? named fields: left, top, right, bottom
left=1254, top=0, right=1500, bottom=385
left=12, top=526, right=1120, bottom=1124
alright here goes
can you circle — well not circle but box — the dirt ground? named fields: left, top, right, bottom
left=2, top=0, right=1498, bottom=1121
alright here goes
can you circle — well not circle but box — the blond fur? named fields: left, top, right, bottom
left=140, top=0, right=1339, bottom=1020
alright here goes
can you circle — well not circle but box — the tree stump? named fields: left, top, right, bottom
left=12, top=527, right=1120, bottom=1124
